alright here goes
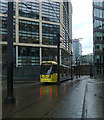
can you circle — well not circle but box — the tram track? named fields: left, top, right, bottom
left=5, top=77, right=86, bottom=118
left=81, top=79, right=88, bottom=119
left=41, top=76, right=89, bottom=119
left=41, top=78, right=84, bottom=119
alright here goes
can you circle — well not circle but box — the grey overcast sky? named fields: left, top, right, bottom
left=71, top=0, right=93, bottom=55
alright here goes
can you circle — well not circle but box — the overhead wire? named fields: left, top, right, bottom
left=19, top=0, right=71, bottom=45
left=19, top=0, right=71, bottom=49
left=47, top=0, right=73, bottom=54
left=48, top=0, right=72, bottom=39
left=1, top=0, right=71, bottom=38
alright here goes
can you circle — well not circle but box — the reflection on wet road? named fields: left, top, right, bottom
left=3, top=76, right=102, bottom=118
left=39, top=85, right=59, bottom=98
left=3, top=78, right=82, bottom=118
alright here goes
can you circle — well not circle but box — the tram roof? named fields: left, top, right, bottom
left=41, top=61, right=57, bottom=65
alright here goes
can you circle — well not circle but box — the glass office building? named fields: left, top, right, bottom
left=93, top=1, right=104, bottom=76
left=0, top=0, right=72, bottom=67
left=72, top=41, right=82, bottom=63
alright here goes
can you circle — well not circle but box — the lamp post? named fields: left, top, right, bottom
left=71, top=51, right=73, bottom=80
left=57, top=33, right=61, bottom=85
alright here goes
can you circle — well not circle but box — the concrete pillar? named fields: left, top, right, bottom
left=60, top=49, right=61, bottom=65
left=40, top=47, right=42, bottom=64
left=60, top=1, right=63, bottom=48
left=39, top=1, right=42, bottom=64
left=16, top=46, right=18, bottom=67
left=60, top=1, right=63, bottom=65
left=39, top=1, right=42, bottom=45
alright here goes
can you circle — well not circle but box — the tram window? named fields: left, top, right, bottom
left=40, top=64, right=52, bottom=75
left=52, top=65, right=57, bottom=73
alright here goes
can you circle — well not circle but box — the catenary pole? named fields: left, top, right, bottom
left=57, top=33, right=60, bottom=84
left=5, top=1, right=15, bottom=103
left=71, top=51, right=73, bottom=80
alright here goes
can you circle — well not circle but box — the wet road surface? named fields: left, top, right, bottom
left=2, top=76, right=103, bottom=119
left=86, top=78, right=103, bottom=118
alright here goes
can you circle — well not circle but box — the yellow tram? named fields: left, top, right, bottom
left=40, top=61, right=71, bottom=83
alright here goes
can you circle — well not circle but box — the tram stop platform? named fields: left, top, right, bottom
left=1, top=76, right=104, bottom=119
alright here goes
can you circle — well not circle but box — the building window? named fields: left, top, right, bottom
left=19, top=20, right=39, bottom=44
left=19, top=0, right=39, bottom=19
left=42, top=48, right=57, bottom=61
left=94, top=2, right=103, bottom=7
left=0, top=1, right=8, bottom=14
left=61, top=49, right=69, bottom=66
left=42, top=1, right=60, bottom=23
left=96, top=45, right=99, bottom=51
left=94, top=32, right=103, bottom=41
left=42, top=23, right=60, bottom=45
left=94, top=8, right=103, bottom=18
left=0, top=2, right=15, bottom=15
left=18, top=46, right=40, bottom=66
left=1, top=17, right=15, bottom=42
left=94, top=19, right=102, bottom=29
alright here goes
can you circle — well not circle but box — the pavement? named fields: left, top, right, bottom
left=83, top=77, right=103, bottom=118
left=1, top=76, right=104, bottom=119
left=86, top=78, right=103, bottom=118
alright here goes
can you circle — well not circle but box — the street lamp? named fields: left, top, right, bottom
left=72, top=38, right=83, bottom=42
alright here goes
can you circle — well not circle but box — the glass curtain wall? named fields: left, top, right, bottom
left=19, top=20, right=39, bottom=44
left=63, top=1, right=69, bottom=51
left=0, top=2, right=15, bottom=42
left=42, top=0, right=60, bottom=23
left=19, top=0, right=39, bottom=19
left=18, top=46, right=40, bottom=66
left=42, top=23, right=60, bottom=45
left=0, top=0, right=71, bottom=67
left=61, top=49, right=70, bottom=66
left=93, top=1, right=104, bottom=76
left=42, top=48, right=57, bottom=61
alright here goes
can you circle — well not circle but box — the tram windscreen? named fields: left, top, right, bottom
left=40, top=64, right=53, bottom=75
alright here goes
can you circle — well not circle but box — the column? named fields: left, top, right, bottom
left=39, top=1, right=42, bottom=64
left=15, top=0, right=19, bottom=67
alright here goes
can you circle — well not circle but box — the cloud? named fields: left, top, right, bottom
left=71, top=0, right=93, bottom=55
left=73, top=23, right=93, bottom=55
